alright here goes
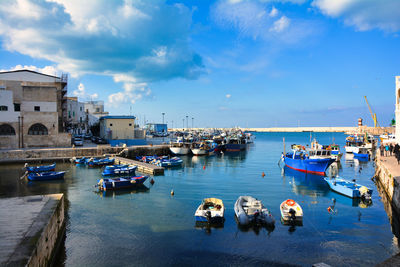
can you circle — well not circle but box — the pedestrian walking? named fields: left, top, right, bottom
left=385, top=144, right=390, bottom=156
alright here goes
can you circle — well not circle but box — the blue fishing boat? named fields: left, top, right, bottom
left=102, top=165, right=137, bottom=176
left=25, top=163, right=56, bottom=173
left=353, top=147, right=370, bottom=160
left=283, top=145, right=335, bottom=176
left=27, top=171, right=65, bottom=181
left=324, top=177, right=373, bottom=200
left=97, top=176, right=148, bottom=191
left=74, top=157, right=87, bottom=164
left=87, top=158, right=115, bottom=167
left=155, top=157, right=183, bottom=167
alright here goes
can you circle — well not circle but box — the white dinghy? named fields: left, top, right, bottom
left=234, top=196, right=275, bottom=226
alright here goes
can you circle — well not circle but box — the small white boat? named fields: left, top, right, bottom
left=169, top=142, right=191, bottom=155
left=234, top=196, right=275, bottom=226
left=324, top=177, right=373, bottom=200
left=194, top=198, right=225, bottom=224
left=191, top=141, right=216, bottom=156
left=280, top=199, right=303, bottom=225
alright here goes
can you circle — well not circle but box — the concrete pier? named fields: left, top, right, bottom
left=0, top=194, right=65, bottom=266
left=114, top=156, right=164, bottom=175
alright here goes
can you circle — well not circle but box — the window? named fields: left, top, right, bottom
left=28, top=123, right=48, bottom=135
left=34, top=106, right=40, bottom=111
left=14, top=103, right=20, bottom=112
left=129, top=123, right=132, bottom=126
left=96, top=108, right=100, bottom=112
left=0, top=105, right=8, bottom=111
left=68, top=111, right=71, bottom=118
left=73, top=111, right=75, bottom=117
left=80, top=107, right=82, bottom=111
left=0, top=124, right=15, bottom=135
left=110, top=123, right=113, bottom=127
left=80, top=117, right=82, bottom=123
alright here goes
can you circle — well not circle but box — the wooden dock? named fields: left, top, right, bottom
left=114, top=156, right=164, bottom=175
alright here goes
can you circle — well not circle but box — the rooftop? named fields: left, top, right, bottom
left=100, top=115, right=136, bottom=120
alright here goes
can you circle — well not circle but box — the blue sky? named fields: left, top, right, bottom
left=0, top=0, right=399, bottom=128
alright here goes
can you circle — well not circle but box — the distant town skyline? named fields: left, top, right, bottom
left=0, top=0, right=399, bottom=128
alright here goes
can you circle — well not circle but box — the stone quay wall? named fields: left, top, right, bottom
left=0, top=145, right=171, bottom=164
left=27, top=194, right=65, bottom=267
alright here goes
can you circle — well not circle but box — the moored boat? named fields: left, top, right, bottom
left=169, top=137, right=192, bottom=155
left=102, top=165, right=137, bottom=176
left=234, top=196, right=275, bottom=226
left=97, top=176, right=148, bottom=191
left=280, top=199, right=303, bottom=225
left=194, top=198, right=225, bottom=224
left=155, top=157, right=183, bottom=167
left=324, top=177, right=373, bottom=200
left=87, top=157, right=115, bottom=167
left=73, top=157, right=87, bottom=164
left=191, top=141, right=216, bottom=156
left=225, top=135, right=247, bottom=152
left=283, top=145, right=335, bottom=176
left=27, top=171, right=65, bottom=181
left=25, top=163, right=56, bottom=173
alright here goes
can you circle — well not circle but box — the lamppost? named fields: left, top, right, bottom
left=172, top=120, right=174, bottom=129
left=182, top=118, right=185, bottom=130
left=162, top=112, right=165, bottom=142
left=192, top=117, right=194, bottom=129
left=186, top=115, right=188, bottom=130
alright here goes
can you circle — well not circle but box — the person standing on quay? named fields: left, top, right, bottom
left=385, top=144, right=390, bottom=156
left=394, top=143, right=400, bottom=164
left=390, top=143, right=394, bottom=156
left=380, top=144, right=384, bottom=157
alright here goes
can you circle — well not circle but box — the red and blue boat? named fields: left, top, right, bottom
left=283, top=145, right=335, bottom=176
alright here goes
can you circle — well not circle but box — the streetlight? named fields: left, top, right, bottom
left=161, top=112, right=165, bottom=142
left=192, top=117, right=194, bottom=129
left=172, top=120, right=174, bottom=129
left=182, top=118, right=185, bottom=130
left=186, top=115, right=188, bottom=130
left=162, top=113, right=165, bottom=124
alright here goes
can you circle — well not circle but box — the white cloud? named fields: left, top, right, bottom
left=269, top=7, right=278, bottom=17
left=72, top=83, right=98, bottom=100
left=270, top=16, right=290, bottom=32
left=312, top=0, right=400, bottom=32
left=226, top=94, right=231, bottom=98
left=0, top=0, right=204, bottom=85
left=108, top=76, right=151, bottom=106
left=0, top=64, right=59, bottom=76
left=211, top=0, right=316, bottom=43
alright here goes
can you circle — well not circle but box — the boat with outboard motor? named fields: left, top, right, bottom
left=194, top=198, right=225, bottom=224
left=234, top=196, right=275, bottom=226
left=280, top=199, right=303, bottom=225
left=324, top=177, right=373, bottom=200
left=282, top=144, right=335, bottom=176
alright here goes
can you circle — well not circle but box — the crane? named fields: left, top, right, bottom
left=364, top=96, right=379, bottom=128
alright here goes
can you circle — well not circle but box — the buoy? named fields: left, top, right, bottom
left=150, top=179, right=155, bottom=185
left=261, top=172, right=265, bottom=177
left=171, top=189, right=174, bottom=196
left=203, top=165, right=206, bottom=170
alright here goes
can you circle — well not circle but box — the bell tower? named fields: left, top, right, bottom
left=396, top=76, right=400, bottom=144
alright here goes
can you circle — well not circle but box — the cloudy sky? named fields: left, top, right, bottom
left=0, top=0, right=399, bottom=128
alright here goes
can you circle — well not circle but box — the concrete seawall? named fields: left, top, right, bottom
left=1, top=194, right=65, bottom=266
left=0, top=145, right=171, bottom=164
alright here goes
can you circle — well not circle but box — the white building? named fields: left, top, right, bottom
left=66, top=97, right=86, bottom=133
left=0, top=70, right=70, bottom=149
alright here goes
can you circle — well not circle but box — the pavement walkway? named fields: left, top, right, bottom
left=376, top=153, right=400, bottom=177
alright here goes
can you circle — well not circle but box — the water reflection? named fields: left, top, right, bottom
left=375, top=179, right=400, bottom=241
left=282, top=166, right=330, bottom=197
left=234, top=216, right=275, bottom=235
left=195, top=221, right=224, bottom=235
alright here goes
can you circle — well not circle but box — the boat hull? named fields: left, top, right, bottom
left=324, top=178, right=373, bottom=199
left=225, top=143, right=246, bottom=152
left=169, top=147, right=190, bottom=155
left=284, top=156, right=335, bottom=176
left=26, top=163, right=56, bottom=173
left=280, top=200, right=303, bottom=225
left=27, top=171, right=65, bottom=181
left=102, top=166, right=137, bottom=176
left=98, top=176, right=148, bottom=191
left=191, top=148, right=214, bottom=156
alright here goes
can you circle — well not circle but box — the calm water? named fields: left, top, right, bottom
left=0, top=132, right=398, bottom=266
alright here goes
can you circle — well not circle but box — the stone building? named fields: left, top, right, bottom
left=84, top=100, right=109, bottom=126
left=0, top=70, right=71, bottom=149
left=99, top=116, right=146, bottom=146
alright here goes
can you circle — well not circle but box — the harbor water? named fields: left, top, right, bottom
left=0, top=132, right=398, bottom=266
